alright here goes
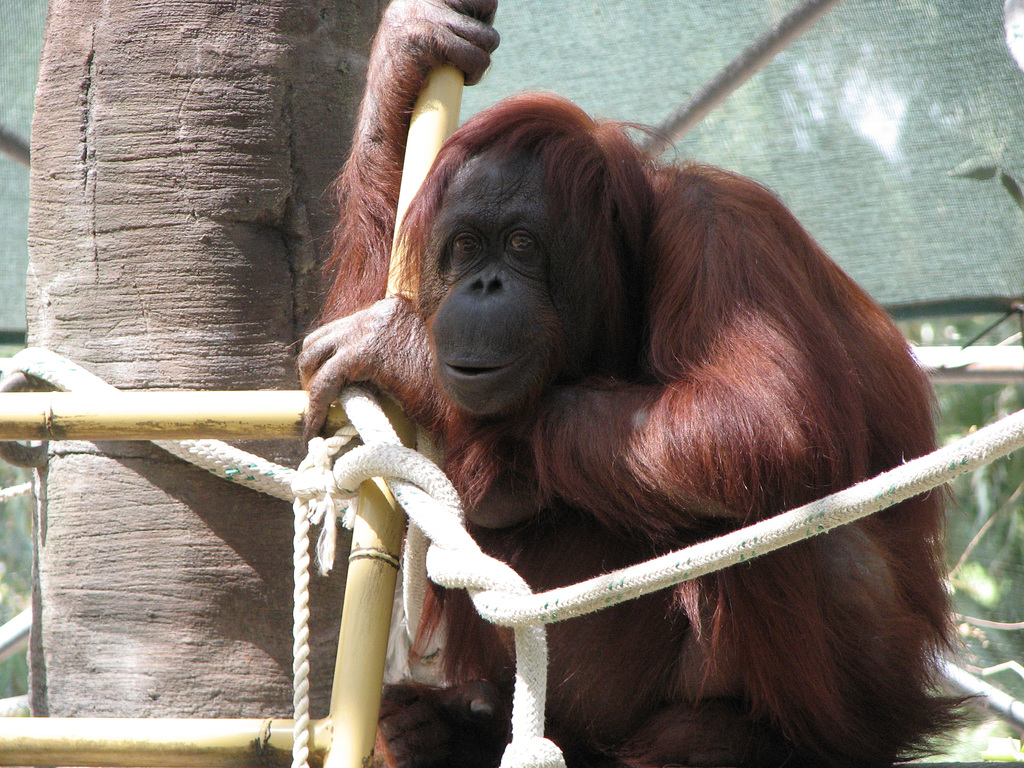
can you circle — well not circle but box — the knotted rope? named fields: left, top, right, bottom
left=7, top=348, right=1024, bottom=768
left=288, top=388, right=1024, bottom=768
left=290, top=387, right=557, bottom=768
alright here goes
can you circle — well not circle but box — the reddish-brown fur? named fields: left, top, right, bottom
left=313, top=89, right=958, bottom=767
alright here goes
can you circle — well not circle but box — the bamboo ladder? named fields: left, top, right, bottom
left=0, top=65, right=465, bottom=768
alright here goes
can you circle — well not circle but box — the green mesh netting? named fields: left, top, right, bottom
left=1, top=0, right=1021, bottom=330
left=0, top=1, right=45, bottom=338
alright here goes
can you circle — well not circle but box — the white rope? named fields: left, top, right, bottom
left=291, top=388, right=555, bottom=768
left=291, top=489, right=312, bottom=768
left=470, top=403, right=1024, bottom=626
left=9, top=348, right=1024, bottom=768
left=0, top=696, right=29, bottom=718
left=0, top=483, right=32, bottom=503
left=291, top=393, right=1024, bottom=768
left=288, top=423, right=362, bottom=768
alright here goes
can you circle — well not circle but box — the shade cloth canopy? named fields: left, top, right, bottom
left=1, top=0, right=1022, bottom=335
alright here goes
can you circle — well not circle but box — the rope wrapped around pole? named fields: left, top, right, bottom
left=290, top=390, right=1024, bottom=768
left=6, top=344, right=1024, bottom=767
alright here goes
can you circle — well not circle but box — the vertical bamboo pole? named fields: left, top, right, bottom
left=322, top=64, right=464, bottom=768
left=387, top=65, right=465, bottom=296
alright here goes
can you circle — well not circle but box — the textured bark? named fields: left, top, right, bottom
left=26, top=0, right=381, bottom=717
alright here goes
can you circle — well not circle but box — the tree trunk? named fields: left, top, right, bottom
left=25, top=0, right=379, bottom=717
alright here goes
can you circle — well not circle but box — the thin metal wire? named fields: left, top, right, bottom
left=642, top=0, right=845, bottom=155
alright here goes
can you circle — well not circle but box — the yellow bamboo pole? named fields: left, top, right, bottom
left=387, top=65, right=465, bottom=296
left=322, top=64, right=464, bottom=768
left=0, top=716, right=327, bottom=768
left=0, top=390, right=348, bottom=440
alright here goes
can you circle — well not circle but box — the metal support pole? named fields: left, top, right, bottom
left=0, top=609, right=30, bottom=664
left=0, top=124, right=30, bottom=168
left=642, top=0, right=845, bottom=155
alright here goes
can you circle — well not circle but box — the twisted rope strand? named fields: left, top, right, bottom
left=291, top=496, right=312, bottom=768
left=0, top=483, right=32, bottom=503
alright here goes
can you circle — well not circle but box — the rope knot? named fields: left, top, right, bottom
left=290, top=428, right=361, bottom=574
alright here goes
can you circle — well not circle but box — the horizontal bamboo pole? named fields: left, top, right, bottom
left=0, top=391, right=348, bottom=440
left=0, top=716, right=333, bottom=767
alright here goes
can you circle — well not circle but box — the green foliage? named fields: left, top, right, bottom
left=899, top=314, right=1024, bottom=758
left=954, top=560, right=1001, bottom=608
left=941, top=380, right=1024, bottom=697
left=951, top=158, right=1024, bottom=220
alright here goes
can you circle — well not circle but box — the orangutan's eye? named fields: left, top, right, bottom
left=453, top=233, right=482, bottom=258
left=508, top=231, right=534, bottom=252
